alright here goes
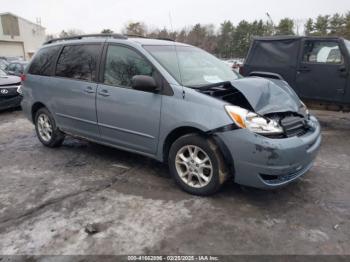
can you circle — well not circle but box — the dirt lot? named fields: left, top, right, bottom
left=0, top=109, right=349, bottom=255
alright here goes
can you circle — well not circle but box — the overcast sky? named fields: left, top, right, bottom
left=1, top=0, right=350, bottom=34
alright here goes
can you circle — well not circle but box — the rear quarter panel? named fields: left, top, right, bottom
left=21, top=74, right=57, bottom=122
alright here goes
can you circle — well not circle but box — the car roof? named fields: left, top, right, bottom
left=42, top=34, right=191, bottom=49
left=253, top=35, right=345, bottom=41
left=127, top=37, right=189, bottom=46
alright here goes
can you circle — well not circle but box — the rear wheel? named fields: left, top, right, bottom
left=35, top=107, right=64, bottom=147
left=168, top=134, right=228, bottom=196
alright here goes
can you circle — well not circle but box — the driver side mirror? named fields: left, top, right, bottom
left=131, top=75, right=158, bottom=92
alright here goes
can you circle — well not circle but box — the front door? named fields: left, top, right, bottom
left=296, top=40, right=348, bottom=103
left=51, top=44, right=102, bottom=139
left=96, top=44, right=162, bottom=154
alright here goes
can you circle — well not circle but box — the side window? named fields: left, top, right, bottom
left=55, top=44, right=101, bottom=82
left=28, top=46, right=61, bottom=76
left=15, top=64, right=22, bottom=72
left=302, top=41, right=344, bottom=64
left=8, top=63, right=16, bottom=71
left=104, top=45, right=153, bottom=88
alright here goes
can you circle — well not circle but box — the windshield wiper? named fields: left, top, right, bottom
left=188, top=81, right=232, bottom=91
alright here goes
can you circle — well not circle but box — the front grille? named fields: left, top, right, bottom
left=280, top=116, right=308, bottom=137
left=260, top=170, right=302, bottom=185
left=0, top=87, right=19, bottom=97
left=264, top=113, right=309, bottom=139
left=0, top=95, right=20, bottom=102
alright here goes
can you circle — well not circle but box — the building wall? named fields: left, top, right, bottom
left=0, top=14, right=46, bottom=60
left=0, top=41, right=24, bottom=57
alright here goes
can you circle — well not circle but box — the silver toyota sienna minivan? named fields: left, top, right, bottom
left=21, top=34, right=321, bottom=196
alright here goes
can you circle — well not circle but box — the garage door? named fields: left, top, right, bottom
left=0, top=41, right=24, bottom=58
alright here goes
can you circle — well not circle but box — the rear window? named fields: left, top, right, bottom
left=55, top=44, right=101, bottom=82
left=28, top=46, right=61, bottom=76
left=248, top=39, right=299, bottom=67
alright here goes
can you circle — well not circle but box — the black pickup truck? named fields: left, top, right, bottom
left=240, top=36, right=350, bottom=109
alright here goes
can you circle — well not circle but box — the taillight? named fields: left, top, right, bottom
left=239, top=66, right=244, bottom=75
left=20, top=74, right=26, bottom=82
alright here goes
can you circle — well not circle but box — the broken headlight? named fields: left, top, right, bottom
left=300, top=101, right=310, bottom=117
left=225, top=105, right=283, bottom=135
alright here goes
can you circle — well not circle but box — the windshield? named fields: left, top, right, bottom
left=0, top=69, right=7, bottom=77
left=345, top=40, right=350, bottom=54
left=144, top=45, right=240, bottom=87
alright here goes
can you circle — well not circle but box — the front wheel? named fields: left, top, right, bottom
left=168, top=134, right=228, bottom=196
left=35, top=107, right=65, bottom=147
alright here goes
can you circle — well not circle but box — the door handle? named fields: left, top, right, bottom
left=338, top=65, right=346, bottom=72
left=84, top=86, right=95, bottom=94
left=338, top=66, right=348, bottom=77
left=98, top=89, right=110, bottom=97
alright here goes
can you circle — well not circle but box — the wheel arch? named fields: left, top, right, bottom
left=162, top=126, right=206, bottom=163
left=161, top=126, right=234, bottom=170
left=31, top=101, right=47, bottom=123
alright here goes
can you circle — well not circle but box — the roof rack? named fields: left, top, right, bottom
left=125, top=34, right=147, bottom=38
left=44, top=33, right=127, bottom=45
left=156, top=37, right=175, bottom=42
left=126, top=34, right=175, bottom=42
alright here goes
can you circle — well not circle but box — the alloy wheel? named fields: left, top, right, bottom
left=175, top=145, right=213, bottom=188
left=37, top=113, right=53, bottom=142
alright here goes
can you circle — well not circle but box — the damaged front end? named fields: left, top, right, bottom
left=265, top=112, right=310, bottom=138
left=196, top=77, right=311, bottom=139
left=192, top=77, right=322, bottom=189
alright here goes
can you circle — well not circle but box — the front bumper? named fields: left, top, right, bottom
left=217, top=115, right=321, bottom=189
left=0, top=95, right=22, bottom=111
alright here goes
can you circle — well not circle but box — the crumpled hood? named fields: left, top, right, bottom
left=0, top=75, right=21, bottom=86
left=231, top=77, right=302, bottom=115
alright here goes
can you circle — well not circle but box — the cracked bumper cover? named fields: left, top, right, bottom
left=216, top=115, right=321, bottom=189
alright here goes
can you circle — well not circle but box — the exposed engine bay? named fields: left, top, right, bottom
left=195, top=79, right=310, bottom=138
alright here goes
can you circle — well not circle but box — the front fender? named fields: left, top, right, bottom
left=155, top=85, right=233, bottom=161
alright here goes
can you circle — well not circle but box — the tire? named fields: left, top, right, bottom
left=168, top=133, right=228, bottom=196
left=34, top=107, right=64, bottom=147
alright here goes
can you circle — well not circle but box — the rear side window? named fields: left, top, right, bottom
left=302, top=41, right=343, bottom=64
left=55, top=44, right=101, bottom=82
left=28, top=46, right=61, bottom=76
left=103, top=45, right=153, bottom=88
left=248, top=40, right=300, bottom=67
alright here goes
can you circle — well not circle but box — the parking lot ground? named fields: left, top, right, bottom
left=0, top=109, right=349, bottom=255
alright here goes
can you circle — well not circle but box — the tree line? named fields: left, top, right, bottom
left=49, top=11, right=350, bottom=59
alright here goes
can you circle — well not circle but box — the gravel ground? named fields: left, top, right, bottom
left=0, top=109, right=349, bottom=255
